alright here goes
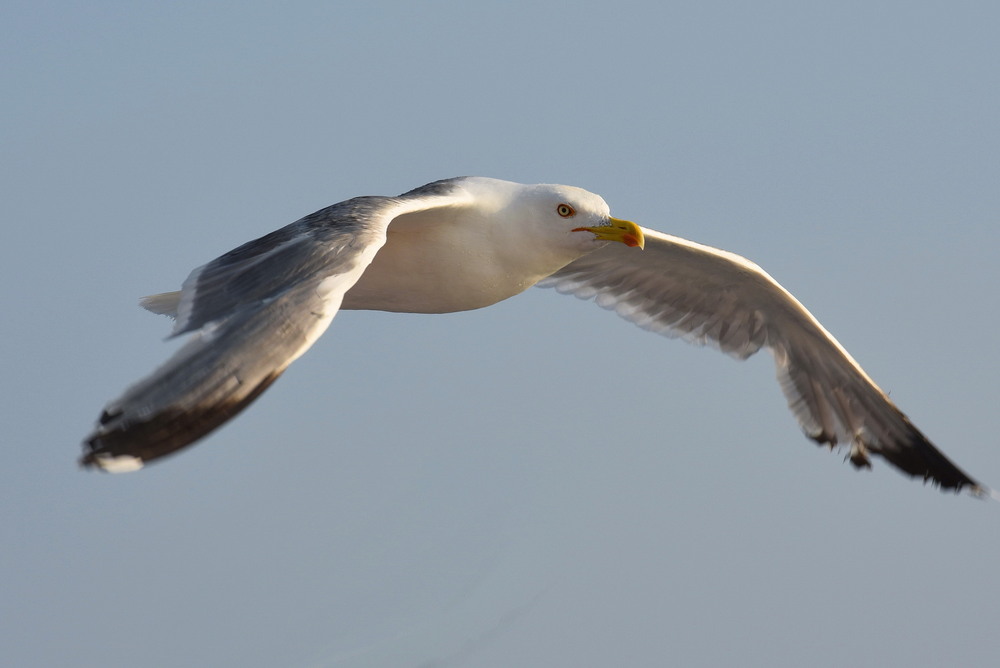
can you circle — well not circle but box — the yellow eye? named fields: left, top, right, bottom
left=556, top=203, right=576, bottom=218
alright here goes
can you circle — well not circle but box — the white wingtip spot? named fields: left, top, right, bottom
left=94, top=454, right=145, bottom=473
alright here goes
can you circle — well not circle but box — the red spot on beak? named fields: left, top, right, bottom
left=623, top=234, right=641, bottom=248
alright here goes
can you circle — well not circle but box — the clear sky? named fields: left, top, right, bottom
left=3, top=1, right=999, bottom=666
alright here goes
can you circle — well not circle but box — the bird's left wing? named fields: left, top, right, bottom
left=539, top=227, right=985, bottom=494
left=81, top=194, right=444, bottom=471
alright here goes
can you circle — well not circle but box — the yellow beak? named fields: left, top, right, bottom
left=572, top=217, right=645, bottom=249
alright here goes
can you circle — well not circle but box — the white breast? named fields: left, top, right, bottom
left=341, top=204, right=584, bottom=314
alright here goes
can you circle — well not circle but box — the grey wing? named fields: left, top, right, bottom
left=137, top=180, right=475, bottom=321
left=81, top=197, right=398, bottom=471
left=539, top=227, right=984, bottom=494
left=171, top=197, right=393, bottom=335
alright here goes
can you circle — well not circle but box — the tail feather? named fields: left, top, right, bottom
left=139, top=291, right=181, bottom=318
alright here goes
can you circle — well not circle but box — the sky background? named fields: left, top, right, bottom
left=3, top=1, right=1000, bottom=666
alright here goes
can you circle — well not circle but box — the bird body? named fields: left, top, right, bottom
left=343, top=178, right=615, bottom=313
left=82, top=176, right=987, bottom=497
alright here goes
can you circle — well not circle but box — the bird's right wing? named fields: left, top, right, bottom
left=81, top=193, right=455, bottom=471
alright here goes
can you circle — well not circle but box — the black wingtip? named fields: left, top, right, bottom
left=80, top=371, right=282, bottom=472
left=805, top=419, right=983, bottom=495
left=885, top=421, right=983, bottom=494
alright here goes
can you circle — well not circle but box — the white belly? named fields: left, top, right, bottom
left=342, top=222, right=543, bottom=313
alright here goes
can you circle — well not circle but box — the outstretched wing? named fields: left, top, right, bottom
left=539, top=227, right=984, bottom=494
left=81, top=194, right=437, bottom=471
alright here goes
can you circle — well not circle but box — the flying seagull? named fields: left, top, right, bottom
left=81, top=176, right=987, bottom=496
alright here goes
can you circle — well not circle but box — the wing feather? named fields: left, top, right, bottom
left=539, top=227, right=983, bottom=493
left=172, top=197, right=393, bottom=335
left=81, top=193, right=450, bottom=470
left=82, top=280, right=340, bottom=468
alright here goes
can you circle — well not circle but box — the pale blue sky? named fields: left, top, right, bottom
left=3, top=2, right=1000, bottom=666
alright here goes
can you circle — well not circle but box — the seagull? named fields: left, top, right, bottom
left=81, top=176, right=987, bottom=496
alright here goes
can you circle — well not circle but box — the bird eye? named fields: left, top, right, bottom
left=556, top=204, right=576, bottom=218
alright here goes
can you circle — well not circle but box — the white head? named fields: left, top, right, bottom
left=457, top=177, right=644, bottom=256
